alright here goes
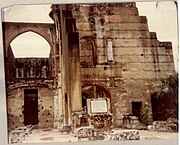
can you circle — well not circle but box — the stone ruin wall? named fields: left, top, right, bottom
left=71, top=3, right=175, bottom=126
left=5, top=3, right=175, bottom=130
left=7, top=86, right=54, bottom=131
left=7, top=58, right=54, bottom=130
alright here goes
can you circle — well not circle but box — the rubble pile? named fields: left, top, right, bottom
left=73, top=126, right=95, bottom=140
left=105, top=130, right=140, bottom=141
left=128, top=116, right=145, bottom=129
left=59, top=125, right=72, bottom=134
left=116, top=115, right=145, bottom=130
left=152, top=118, right=178, bottom=132
left=9, top=125, right=33, bottom=143
left=90, top=114, right=113, bottom=128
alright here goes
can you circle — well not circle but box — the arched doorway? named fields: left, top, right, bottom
left=81, top=85, right=112, bottom=128
left=82, top=85, right=111, bottom=111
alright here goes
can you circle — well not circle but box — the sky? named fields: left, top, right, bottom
left=2, top=2, right=178, bottom=70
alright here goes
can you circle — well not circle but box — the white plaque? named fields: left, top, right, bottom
left=90, top=99, right=108, bottom=113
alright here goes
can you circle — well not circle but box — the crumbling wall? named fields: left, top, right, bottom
left=14, top=58, right=51, bottom=79
left=7, top=87, right=54, bottom=131
left=8, top=88, right=24, bottom=131
left=4, top=22, right=56, bottom=131
left=6, top=46, right=16, bottom=80
left=38, top=87, right=54, bottom=128
left=71, top=3, right=175, bottom=127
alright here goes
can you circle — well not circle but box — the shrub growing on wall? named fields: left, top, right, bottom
left=140, top=102, right=151, bottom=126
left=151, top=71, right=178, bottom=121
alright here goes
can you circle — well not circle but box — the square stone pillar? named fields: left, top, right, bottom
left=67, top=32, right=82, bottom=112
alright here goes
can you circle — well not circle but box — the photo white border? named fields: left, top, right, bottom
left=0, top=0, right=178, bottom=145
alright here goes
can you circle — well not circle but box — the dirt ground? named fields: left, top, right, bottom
left=20, top=128, right=178, bottom=143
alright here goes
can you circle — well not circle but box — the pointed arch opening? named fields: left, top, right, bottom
left=10, top=31, right=51, bottom=58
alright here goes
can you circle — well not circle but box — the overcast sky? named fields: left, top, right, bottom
left=2, top=2, right=178, bottom=70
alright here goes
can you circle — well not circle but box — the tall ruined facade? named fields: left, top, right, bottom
left=4, top=2, right=175, bottom=131
left=50, top=3, right=175, bottom=128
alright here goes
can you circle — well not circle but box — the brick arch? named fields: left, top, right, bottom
left=3, top=22, right=54, bottom=57
left=79, top=36, right=97, bottom=67
left=82, top=83, right=112, bottom=112
left=82, top=82, right=111, bottom=99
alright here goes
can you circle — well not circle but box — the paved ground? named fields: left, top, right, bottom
left=21, top=128, right=178, bottom=143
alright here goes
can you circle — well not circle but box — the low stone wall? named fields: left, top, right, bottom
left=152, top=118, right=178, bottom=132
left=73, top=127, right=140, bottom=141
left=9, top=125, right=33, bottom=143
left=116, top=115, right=145, bottom=129
left=73, top=126, right=95, bottom=140
left=59, top=125, right=72, bottom=134
left=105, top=130, right=140, bottom=141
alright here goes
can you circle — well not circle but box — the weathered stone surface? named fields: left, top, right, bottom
left=152, top=118, right=178, bottom=132
left=106, top=15, right=147, bottom=23
left=97, top=39, right=159, bottom=47
left=5, top=2, right=176, bottom=132
left=59, top=125, right=72, bottom=134
left=89, top=114, right=113, bottom=129
left=105, top=130, right=140, bottom=141
left=53, top=3, right=175, bottom=130
left=76, top=23, right=149, bottom=31
left=73, top=126, right=95, bottom=138
left=9, top=125, right=33, bottom=143
left=8, top=87, right=54, bottom=130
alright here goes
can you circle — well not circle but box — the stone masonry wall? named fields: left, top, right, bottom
left=7, top=86, right=54, bottom=131
left=70, top=3, right=175, bottom=127
left=38, top=87, right=54, bottom=128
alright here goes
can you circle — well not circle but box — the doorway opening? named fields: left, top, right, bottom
left=132, top=101, right=142, bottom=119
left=24, top=89, right=38, bottom=125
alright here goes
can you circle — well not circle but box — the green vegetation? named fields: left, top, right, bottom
left=152, top=71, right=178, bottom=120
left=140, top=102, right=151, bottom=126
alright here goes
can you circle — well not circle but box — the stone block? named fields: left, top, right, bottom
left=122, top=71, right=156, bottom=79
left=139, top=54, right=173, bottom=63
left=105, top=30, right=151, bottom=39
left=150, top=32, right=157, bottom=39
left=9, top=125, right=33, bottom=143
left=76, top=23, right=91, bottom=31
left=59, top=125, right=72, bottom=134
left=152, top=118, right=178, bottom=132
left=142, top=63, right=174, bottom=71
left=79, top=31, right=94, bottom=38
left=96, top=39, right=159, bottom=48
left=113, top=55, right=135, bottom=63
left=107, top=7, right=138, bottom=16
left=73, top=126, right=95, bottom=138
left=105, top=130, right=140, bottom=141
left=106, top=23, right=148, bottom=31
left=96, top=46, right=170, bottom=59
left=106, top=15, right=147, bottom=23
left=126, top=63, right=142, bottom=71
left=115, top=119, right=124, bottom=127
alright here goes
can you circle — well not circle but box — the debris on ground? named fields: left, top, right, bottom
left=9, top=125, right=33, bottom=143
left=152, top=118, right=178, bottom=132
left=105, top=130, right=140, bottom=141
